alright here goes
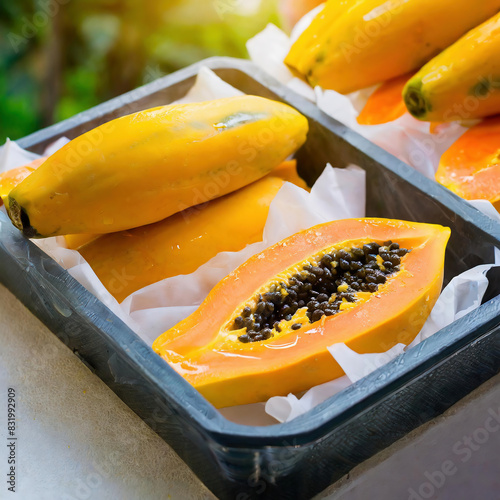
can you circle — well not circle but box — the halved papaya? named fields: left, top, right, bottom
left=153, top=218, right=450, bottom=408
left=436, top=117, right=500, bottom=211
left=357, top=74, right=412, bottom=126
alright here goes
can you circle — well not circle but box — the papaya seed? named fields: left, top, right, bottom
left=232, top=242, right=410, bottom=343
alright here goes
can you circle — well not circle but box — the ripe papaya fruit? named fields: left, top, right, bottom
left=404, top=13, right=500, bottom=122
left=79, top=161, right=307, bottom=303
left=357, top=73, right=412, bottom=125
left=70, top=161, right=305, bottom=252
left=436, top=117, right=500, bottom=210
left=7, top=96, right=308, bottom=238
left=153, top=218, right=450, bottom=408
left=0, top=157, right=47, bottom=208
left=285, top=0, right=500, bottom=94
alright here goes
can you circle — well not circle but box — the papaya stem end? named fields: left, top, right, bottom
left=404, top=86, right=428, bottom=120
left=7, top=198, right=37, bottom=238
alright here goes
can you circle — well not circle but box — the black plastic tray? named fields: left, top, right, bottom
left=1, top=57, right=499, bottom=500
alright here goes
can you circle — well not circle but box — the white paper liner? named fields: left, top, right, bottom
left=247, top=19, right=498, bottom=219
left=1, top=67, right=498, bottom=426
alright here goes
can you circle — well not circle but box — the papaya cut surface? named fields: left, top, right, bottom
left=436, top=117, right=500, bottom=210
left=153, top=218, right=450, bottom=408
left=357, top=74, right=412, bottom=125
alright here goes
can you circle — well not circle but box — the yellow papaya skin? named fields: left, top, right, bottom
left=7, top=96, right=308, bottom=238
left=404, top=13, right=500, bottom=122
left=79, top=172, right=297, bottom=303
left=286, top=0, right=500, bottom=94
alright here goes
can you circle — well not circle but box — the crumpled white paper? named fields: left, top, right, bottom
left=247, top=17, right=498, bottom=217
left=0, top=139, right=40, bottom=173
left=1, top=67, right=498, bottom=426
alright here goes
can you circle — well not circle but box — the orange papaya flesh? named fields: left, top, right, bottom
left=0, top=157, right=47, bottom=208
left=357, top=73, right=412, bottom=125
left=436, top=117, right=500, bottom=210
left=153, top=218, right=450, bottom=408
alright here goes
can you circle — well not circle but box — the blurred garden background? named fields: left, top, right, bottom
left=0, top=0, right=321, bottom=143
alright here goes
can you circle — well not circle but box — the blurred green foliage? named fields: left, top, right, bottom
left=0, top=0, right=281, bottom=143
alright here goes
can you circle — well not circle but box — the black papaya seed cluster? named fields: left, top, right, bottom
left=232, top=241, right=410, bottom=343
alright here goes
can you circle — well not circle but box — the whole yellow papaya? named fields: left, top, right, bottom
left=404, top=13, right=500, bottom=122
left=79, top=165, right=304, bottom=303
left=285, top=0, right=500, bottom=94
left=7, top=96, right=308, bottom=238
